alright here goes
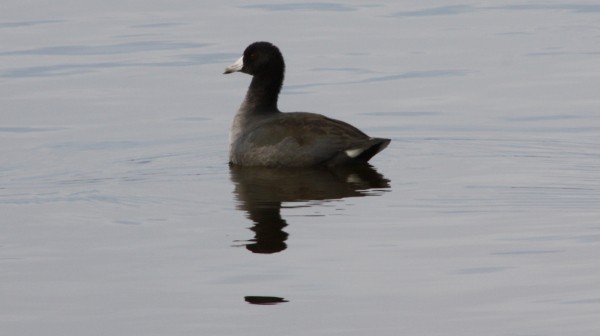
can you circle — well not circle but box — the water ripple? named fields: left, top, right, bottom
left=0, top=41, right=209, bottom=56
left=392, top=4, right=600, bottom=17
left=241, top=3, right=356, bottom=12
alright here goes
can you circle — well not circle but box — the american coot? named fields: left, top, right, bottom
left=224, top=41, right=390, bottom=167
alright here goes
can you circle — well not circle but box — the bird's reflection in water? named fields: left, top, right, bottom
left=244, top=296, right=289, bottom=305
left=229, top=164, right=390, bottom=254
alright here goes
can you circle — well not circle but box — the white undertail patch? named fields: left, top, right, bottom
left=345, top=148, right=364, bottom=158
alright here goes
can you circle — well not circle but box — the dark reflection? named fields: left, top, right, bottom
left=244, top=296, right=289, bottom=305
left=230, top=164, right=390, bottom=254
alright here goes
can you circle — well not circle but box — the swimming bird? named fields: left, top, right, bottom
left=224, top=41, right=390, bottom=167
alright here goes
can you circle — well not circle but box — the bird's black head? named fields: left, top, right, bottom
left=224, top=41, right=285, bottom=77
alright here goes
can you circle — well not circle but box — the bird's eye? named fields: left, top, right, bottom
left=249, top=53, right=256, bottom=60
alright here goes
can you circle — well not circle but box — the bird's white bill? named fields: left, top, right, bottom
left=224, top=56, right=243, bottom=74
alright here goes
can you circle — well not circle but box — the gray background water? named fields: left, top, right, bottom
left=2, top=1, right=600, bottom=335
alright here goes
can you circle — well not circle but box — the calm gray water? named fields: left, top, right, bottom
left=2, top=1, right=600, bottom=335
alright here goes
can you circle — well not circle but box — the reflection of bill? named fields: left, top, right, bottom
left=245, top=296, right=289, bottom=305
left=230, top=164, right=390, bottom=254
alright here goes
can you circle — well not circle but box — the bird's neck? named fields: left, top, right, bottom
left=241, top=72, right=284, bottom=114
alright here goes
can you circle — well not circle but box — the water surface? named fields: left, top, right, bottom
left=1, top=1, right=600, bottom=335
